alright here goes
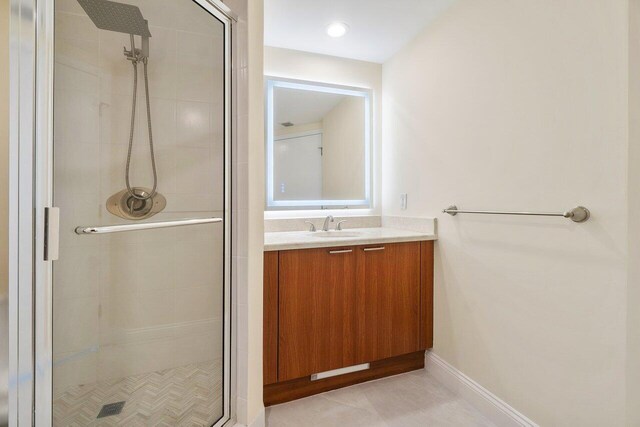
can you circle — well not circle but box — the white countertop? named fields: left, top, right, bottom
left=264, top=227, right=437, bottom=251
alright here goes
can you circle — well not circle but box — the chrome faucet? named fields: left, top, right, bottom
left=321, top=215, right=334, bottom=231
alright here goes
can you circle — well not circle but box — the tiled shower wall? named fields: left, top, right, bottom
left=53, top=0, right=226, bottom=395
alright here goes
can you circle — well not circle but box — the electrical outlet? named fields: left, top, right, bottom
left=400, top=193, right=408, bottom=210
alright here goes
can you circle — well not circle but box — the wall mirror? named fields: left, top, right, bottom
left=266, top=78, right=372, bottom=210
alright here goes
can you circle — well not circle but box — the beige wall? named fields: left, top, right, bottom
left=628, top=1, right=640, bottom=424
left=246, top=0, right=265, bottom=425
left=264, top=46, right=381, bottom=214
left=0, top=0, right=8, bottom=295
left=382, top=0, right=629, bottom=425
left=0, top=2, right=8, bottom=424
left=321, top=96, right=365, bottom=200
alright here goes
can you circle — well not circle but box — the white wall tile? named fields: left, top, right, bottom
left=55, top=89, right=100, bottom=145
left=147, top=98, right=177, bottom=147
left=177, top=30, right=218, bottom=68
left=53, top=296, right=99, bottom=354
left=177, top=101, right=212, bottom=147
left=147, top=26, right=178, bottom=99
left=54, top=245, right=100, bottom=301
left=55, top=12, right=99, bottom=68
left=134, top=242, right=177, bottom=292
left=111, top=289, right=175, bottom=331
left=55, top=63, right=99, bottom=96
left=174, top=237, right=220, bottom=289
left=175, top=147, right=216, bottom=192
left=98, top=339, right=177, bottom=381
left=174, top=285, right=221, bottom=324
left=53, top=351, right=98, bottom=397
left=99, top=143, right=128, bottom=197
left=54, top=143, right=100, bottom=195
left=173, top=329, right=222, bottom=366
left=154, top=147, right=178, bottom=193
left=176, top=63, right=219, bottom=103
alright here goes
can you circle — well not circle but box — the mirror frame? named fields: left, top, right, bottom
left=265, top=77, right=372, bottom=210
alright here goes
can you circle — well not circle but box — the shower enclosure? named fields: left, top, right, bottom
left=7, top=0, right=234, bottom=425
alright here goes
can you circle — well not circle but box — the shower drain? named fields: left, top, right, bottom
left=97, top=401, right=126, bottom=419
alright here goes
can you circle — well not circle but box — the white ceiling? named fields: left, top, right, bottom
left=264, top=0, right=456, bottom=63
left=274, top=88, right=346, bottom=128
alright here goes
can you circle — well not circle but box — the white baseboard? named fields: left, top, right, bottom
left=232, top=407, right=265, bottom=427
left=425, top=352, right=538, bottom=427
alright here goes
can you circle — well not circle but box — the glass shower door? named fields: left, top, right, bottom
left=51, top=0, right=230, bottom=425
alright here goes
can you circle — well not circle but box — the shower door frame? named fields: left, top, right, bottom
left=8, top=0, right=237, bottom=425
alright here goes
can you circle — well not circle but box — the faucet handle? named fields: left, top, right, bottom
left=304, top=221, right=317, bottom=232
left=335, top=220, right=347, bottom=231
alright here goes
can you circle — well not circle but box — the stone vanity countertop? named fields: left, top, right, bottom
left=264, top=227, right=437, bottom=252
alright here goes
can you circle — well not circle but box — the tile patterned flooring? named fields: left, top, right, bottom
left=54, top=362, right=493, bottom=426
left=53, top=360, right=223, bottom=427
left=266, top=368, right=496, bottom=427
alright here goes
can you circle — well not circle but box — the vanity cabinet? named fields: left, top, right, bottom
left=263, top=240, right=434, bottom=405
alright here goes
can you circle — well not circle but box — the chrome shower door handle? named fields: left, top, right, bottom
left=75, top=217, right=223, bottom=235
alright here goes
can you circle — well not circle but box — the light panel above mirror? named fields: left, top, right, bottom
left=266, top=78, right=372, bottom=210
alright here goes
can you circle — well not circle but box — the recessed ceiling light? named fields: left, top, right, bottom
left=326, top=22, right=349, bottom=38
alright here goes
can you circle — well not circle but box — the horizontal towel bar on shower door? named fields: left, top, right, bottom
left=442, top=205, right=590, bottom=223
left=75, top=217, right=223, bottom=235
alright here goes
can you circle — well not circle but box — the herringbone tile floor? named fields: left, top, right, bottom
left=53, top=360, right=223, bottom=427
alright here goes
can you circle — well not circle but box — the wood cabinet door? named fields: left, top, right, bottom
left=278, top=247, right=357, bottom=382
left=355, top=242, right=421, bottom=363
left=263, top=251, right=279, bottom=385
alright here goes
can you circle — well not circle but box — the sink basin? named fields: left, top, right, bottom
left=311, top=231, right=362, bottom=238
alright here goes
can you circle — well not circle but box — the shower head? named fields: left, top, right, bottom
left=77, top=0, right=151, bottom=38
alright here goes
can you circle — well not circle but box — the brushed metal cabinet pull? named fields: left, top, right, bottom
left=328, top=249, right=353, bottom=254
left=363, top=247, right=385, bottom=252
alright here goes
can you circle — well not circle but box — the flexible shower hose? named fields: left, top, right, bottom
left=125, top=57, right=158, bottom=202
